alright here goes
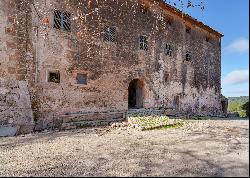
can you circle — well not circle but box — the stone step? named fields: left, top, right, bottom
left=61, top=111, right=126, bottom=123
left=127, top=108, right=178, bottom=117
left=0, top=125, right=18, bottom=137
left=61, top=117, right=126, bottom=130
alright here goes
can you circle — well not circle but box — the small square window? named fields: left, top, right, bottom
left=48, top=71, right=60, bottom=83
left=164, top=72, right=169, bottom=83
left=76, top=73, right=87, bottom=85
left=166, top=19, right=172, bottom=25
left=140, top=5, right=147, bottom=14
left=54, top=10, right=71, bottom=31
left=186, top=27, right=191, bottom=34
left=139, top=36, right=148, bottom=51
left=165, top=16, right=173, bottom=26
left=104, top=26, right=116, bottom=42
left=186, top=51, right=192, bottom=61
left=165, top=44, right=173, bottom=56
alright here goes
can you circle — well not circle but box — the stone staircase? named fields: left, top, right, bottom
left=60, top=111, right=126, bottom=130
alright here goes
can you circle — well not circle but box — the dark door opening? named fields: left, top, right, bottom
left=128, top=79, right=144, bottom=109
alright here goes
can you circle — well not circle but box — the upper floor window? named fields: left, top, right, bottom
left=76, top=73, right=87, bottom=85
left=54, top=10, right=71, bottom=31
left=186, top=51, right=192, bottom=61
left=104, top=26, right=116, bottom=42
left=139, top=36, right=148, bottom=51
left=186, top=26, right=191, bottom=34
left=165, top=16, right=173, bottom=26
left=140, top=4, right=148, bottom=14
left=165, top=44, right=173, bottom=56
left=206, top=37, right=210, bottom=42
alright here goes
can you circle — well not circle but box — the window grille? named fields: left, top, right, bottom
left=139, top=36, right=148, bottom=51
left=54, top=10, right=71, bottom=31
left=186, top=51, right=192, bottom=61
left=104, top=26, right=116, bottom=42
left=165, top=44, right=173, bottom=56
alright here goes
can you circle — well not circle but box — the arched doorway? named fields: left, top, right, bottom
left=128, top=79, right=144, bottom=109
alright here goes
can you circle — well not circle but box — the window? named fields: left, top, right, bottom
left=206, top=37, right=210, bottom=42
left=186, top=26, right=191, bottom=34
left=166, top=18, right=173, bottom=25
left=164, top=72, right=169, bottom=83
left=54, top=10, right=71, bottom=31
left=186, top=51, right=192, bottom=61
left=76, top=73, right=87, bottom=85
left=104, top=26, right=116, bottom=42
left=165, top=16, right=173, bottom=26
left=140, top=5, right=147, bottom=14
left=139, top=36, right=148, bottom=51
left=48, top=71, right=60, bottom=83
left=165, top=44, right=173, bottom=56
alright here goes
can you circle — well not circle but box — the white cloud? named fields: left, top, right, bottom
left=224, top=38, right=249, bottom=54
left=223, top=89, right=249, bottom=97
left=222, top=70, right=249, bottom=85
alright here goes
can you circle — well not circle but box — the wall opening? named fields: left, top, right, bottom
left=173, top=95, right=180, bottom=111
left=128, top=79, right=144, bottom=109
left=48, top=71, right=60, bottom=83
left=221, top=101, right=227, bottom=114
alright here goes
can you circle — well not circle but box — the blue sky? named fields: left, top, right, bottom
left=171, top=0, right=249, bottom=97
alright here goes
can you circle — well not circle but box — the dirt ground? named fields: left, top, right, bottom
left=0, top=118, right=249, bottom=177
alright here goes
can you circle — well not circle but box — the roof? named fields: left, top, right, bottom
left=155, top=0, right=224, bottom=38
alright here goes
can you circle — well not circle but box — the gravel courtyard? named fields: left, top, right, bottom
left=0, top=118, right=249, bottom=177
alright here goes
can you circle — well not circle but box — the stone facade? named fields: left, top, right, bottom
left=0, top=0, right=224, bottom=134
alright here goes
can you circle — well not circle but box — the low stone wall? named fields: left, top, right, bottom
left=0, top=78, right=34, bottom=136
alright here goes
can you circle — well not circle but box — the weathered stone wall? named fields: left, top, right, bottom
left=1, top=0, right=223, bottom=131
left=0, top=0, right=35, bottom=134
left=0, top=78, right=34, bottom=135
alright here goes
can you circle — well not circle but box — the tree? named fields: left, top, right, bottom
left=242, top=101, right=249, bottom=118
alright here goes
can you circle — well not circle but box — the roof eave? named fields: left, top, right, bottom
left=155, top=0, right=223, bottom=38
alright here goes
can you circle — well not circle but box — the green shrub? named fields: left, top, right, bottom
left=242, top=101, right=249, bottom=117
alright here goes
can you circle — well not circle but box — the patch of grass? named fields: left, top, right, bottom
left=128, top=115, right=185, bottom=131
left=144, top=121, right=185, bottom=131
left=190, top=116, right=209, bottom=120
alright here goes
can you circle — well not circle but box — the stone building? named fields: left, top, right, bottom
left=0, top=0, right=226, bottom=135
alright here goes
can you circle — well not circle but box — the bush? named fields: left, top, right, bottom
left=242, top=102, right=249, bottom=117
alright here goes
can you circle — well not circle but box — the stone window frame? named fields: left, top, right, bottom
left=46, top=69, right=61, bottom=84
left=139, top=35, right=148, bottom=51
left=104, top=25, right=116, bottom=42
left=53, top=10, right=71, bottom=32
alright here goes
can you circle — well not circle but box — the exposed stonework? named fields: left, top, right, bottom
left=0, top=78, right=34, bottom=135
left=0, top=0, right=226, bottom=134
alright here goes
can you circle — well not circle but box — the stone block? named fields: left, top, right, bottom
left=0, top=125, right=18, bottom=137
left=17, top=124, right=34, bottom=134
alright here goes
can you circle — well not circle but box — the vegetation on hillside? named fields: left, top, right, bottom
left=228, top=96, right=249, bottom=118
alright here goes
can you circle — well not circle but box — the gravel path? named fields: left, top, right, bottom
left=0, top=118, right=249, bottom=177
